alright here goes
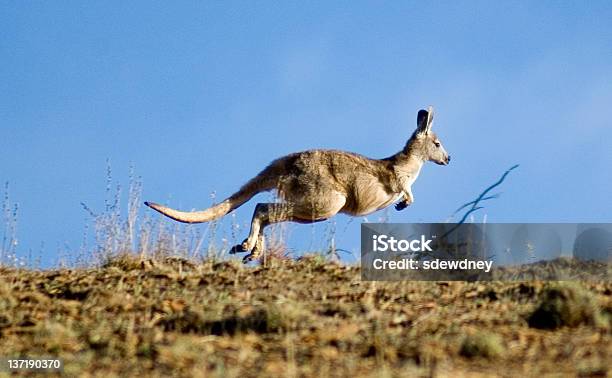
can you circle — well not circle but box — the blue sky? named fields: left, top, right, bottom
left=1, top=2, right=611, bottom=266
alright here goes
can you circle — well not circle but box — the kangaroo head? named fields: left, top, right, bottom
left=409, top=106, right=451, bottom=165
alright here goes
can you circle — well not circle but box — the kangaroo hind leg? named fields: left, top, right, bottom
left=234, top=193, right=346, bottom=262
left=231, top=203, right=295, bottom=263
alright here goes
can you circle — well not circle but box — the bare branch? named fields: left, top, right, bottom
left=442, top=164, right=519, bottom=240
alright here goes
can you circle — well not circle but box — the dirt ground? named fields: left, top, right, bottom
left=0, top=256, right=610, bottom=377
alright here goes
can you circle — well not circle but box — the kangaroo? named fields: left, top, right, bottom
left=145, top=106, right=450, bottom=262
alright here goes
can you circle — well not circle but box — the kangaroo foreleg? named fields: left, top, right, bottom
left=395, top=188, right=414, bottom=211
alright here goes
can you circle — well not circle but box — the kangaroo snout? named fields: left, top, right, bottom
left=435, top=155, right=451, bottom=166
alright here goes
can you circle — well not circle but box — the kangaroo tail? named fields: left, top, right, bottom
left=145, top=173, right=277, bottom=224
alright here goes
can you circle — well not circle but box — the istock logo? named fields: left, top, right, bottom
left=372, top=234, right=433, bottom=252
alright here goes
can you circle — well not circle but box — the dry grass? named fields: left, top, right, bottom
left=0, top=256, right=610, bottom=377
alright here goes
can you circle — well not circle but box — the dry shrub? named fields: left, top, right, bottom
left=528, top=282, right=604, bottom=329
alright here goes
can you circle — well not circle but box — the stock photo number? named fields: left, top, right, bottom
left=1, top=358, right=63, bottom=372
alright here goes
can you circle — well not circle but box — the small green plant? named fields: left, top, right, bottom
left=459, top=331, right=504, bottom=359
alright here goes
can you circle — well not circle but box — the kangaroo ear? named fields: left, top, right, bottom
left=416, top=106, right=434, bottom=135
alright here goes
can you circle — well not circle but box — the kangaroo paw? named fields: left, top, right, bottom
left=242, top=247, right=263, bottom=263
left=229, top=243, right=248, bottom=254
left=395, top=201, right=409, bottom=211
left=243, top=252, right=262, bottom=263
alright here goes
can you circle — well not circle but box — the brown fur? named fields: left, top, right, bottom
left=145, top=106, right=450, bottom=262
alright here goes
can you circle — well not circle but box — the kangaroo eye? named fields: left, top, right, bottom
left=434, top=141, right=441, bottom=148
